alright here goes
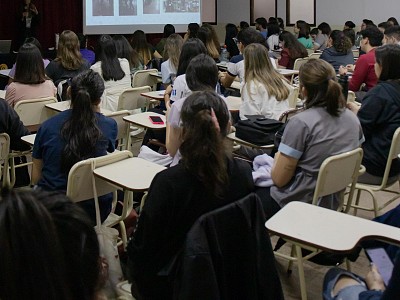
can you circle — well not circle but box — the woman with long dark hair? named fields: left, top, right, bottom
left=197, top=25, right=220, bottom=60
left=6, top=43, right=56, bottom=107
left=257, top=59, right=363, bottom=219
left=130, top=30, right=162, bottom=67
left=225, top=23, right=239, bottom=58
left=91, top=34, right=131, bottom=111
left=32, top=70, right=117, bottom=222
left=127, top=91, right=254, bottom=299
left=320, top=30, right=354, bottom=71
left=278, top=31, right=308, bottom=69
left=295, top=20, right=314, bottom=49
left=113, top=34, right=143, bottom=75
left=45, top=30, right=91, bottom=87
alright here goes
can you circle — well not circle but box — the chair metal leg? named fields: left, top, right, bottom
left=119, top=220, right=127, bottom=250
left=287, top=244, right=295, bottom=274
left=353, top=189, right=362, bottom=216
left=372, top=195, right=379, bottom=217
left=345, top=257, right=352, bottom=272
left=295, top=244, right=307, bottom=300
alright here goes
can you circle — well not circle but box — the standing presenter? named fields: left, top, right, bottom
left=20, top=0, right=39, bottom=44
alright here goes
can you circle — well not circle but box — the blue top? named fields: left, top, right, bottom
left=33, top=110, right=117, bottom=191
left=80, top=48, right=95, bottom=65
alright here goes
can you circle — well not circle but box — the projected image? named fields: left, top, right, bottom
left=93, top=0, right=114, bottom=16
left=143, top=0, right=160, bottom=14
left=119, top=0, right=137, bottom=15
left=164, top=0, right=199, bottom=12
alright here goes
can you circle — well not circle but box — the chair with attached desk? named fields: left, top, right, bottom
left=67, top=150, right=134, bottom=248
left=118, top=86, right=152, bottom=144
left=350, top=127, right=400, bottom=217
left=291, top=57, right=309, bottom=83
left=272, top=147, right=364, bottom=300
left=105, top=110, right=131, bottom=151
left=131, top=69, right=159, bottom=90
left=0, top=133, right=10, bottom=188
left=308, top=52, right=322, bottom=59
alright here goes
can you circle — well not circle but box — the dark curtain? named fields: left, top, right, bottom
left=0, top=0, right=82, bottom=51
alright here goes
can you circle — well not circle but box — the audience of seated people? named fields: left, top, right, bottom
left=91, top=34, right=131, bottom=111
left=32, top=70, right=117, bottom=222
left=5, top=43, right=56, bottom=107
left=4, top=15, right=400, bottom=300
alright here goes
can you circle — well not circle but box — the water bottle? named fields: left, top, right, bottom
left=220, top=45, right=229, bottom=62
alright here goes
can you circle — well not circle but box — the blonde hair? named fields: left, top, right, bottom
left=243, top=43, right=289, bottom=101
left=56, top=30, right=85, bottom=70
left=164, top=34, right=184, bottom=70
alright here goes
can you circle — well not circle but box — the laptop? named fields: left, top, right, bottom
left=0, top=40, right=12, bottom=54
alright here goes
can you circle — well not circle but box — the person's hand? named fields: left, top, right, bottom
left=339, top=65, right=347, bottom=76
left=164, top=84, right=173, bottom=96
left=347, top=102, right=360, bottom=114
left=365, top=264, right=385, bottom=292
left=346, top=64, right=355, bottom=72
left=218, top=71, right=226, bottom=80
left=30, top=4, right=38, bottom=14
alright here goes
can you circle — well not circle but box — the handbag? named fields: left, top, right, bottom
left=91, top=162, right=124, bottom=298
left=235, top=115, right=283, bottom=146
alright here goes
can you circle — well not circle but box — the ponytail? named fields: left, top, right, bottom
left=180, top=91, right=230, bottom=198
left=300, top=59, right=345, bottom=116
left=60, top=70, right=104, bottom=173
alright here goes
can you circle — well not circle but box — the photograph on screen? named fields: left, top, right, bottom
left=143, top=0, right=160, bottom=14
left=93, top=0, right=114, bottom=16
left=164, top=0, right=200, bottom=13
left=119, top=0, right=137, bottom=15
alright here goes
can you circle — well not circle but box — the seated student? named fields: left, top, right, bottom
left=295, top=20, right=314, bottom=50
left=8, top=37, right=50, bottom=83
left=239, top=20, right=250, bottom=31
left=160, top=34, right=183, bottom=86
left=127, top=91, right=254, bottom=300
left=113, top=34, right=143, bottom=75
left=347, top=44, right=400, bottom=184
left=166, top=54, right=220, bottom=166
left=343, top=28, right=358, bottom=50
left=220, top=28, right=277, bottom=88
left=344, top=21, right=356, bottom=30
left=278, top=30, right=308, bottom=69
left=0, top=189, right=102, bottom=300
left=32, top=70, right=117, bottom=222
left=197, top=25, right=220, bottom=61
left=340, top=26, right=383, bottom=93
left=240, top=43, right=292, bottom=120
left=45, top=30, right=91, bottom=87
left=91, top=35, right=131, bottom=112
left=77, top=33, right=95, bottom=65
left=6, top=43, right=56, bottom=107
left=256, top=59, right=363, bottom=219
left=387, top=17, right=399, bottom=26
left=320, top=30, right=354, bottom=71
left=183, top=22, right=200, bottom=42
left=323, top=250, right=400, bottom=300
left=315, top=22, right=332, bottom=50
left=164, top=38, right=207, bottom=104
left=130, top=30, right=162, bottom=67
left=225, top=23, right=240, bottom=58
left=255, top=17, right=268, bottom=39
left=378, top=21, right=392, bottom=33
left=267, top=23, right=281, bottom=51
left=155, top=24, right=175, bottom=56
left=383, top=25, right=400, bottom=45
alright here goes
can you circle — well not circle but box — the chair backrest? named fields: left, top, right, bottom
left=352, top=49, right=360, bottom=58
left=14, top=97, right=57, bottom=127
left=306, top=49, right=315, bottom=55
left=287, top=86, right=299, bottom=108
left=293, top=57, right=309, bottom=70
left=278, top=107, right=304, bottom=122
left=104, top=110, right=131, bottom=150
left=131, top=69, right=159, bottom=89
left=308, top=52, right=322, bottom=59
left=347, top=91, right=356, bottom=103
left=117, top=86, right=151, bottom=113
left=312, top=148, right=363, bottom=211
left=380, top=127, right=400, bottom=187
left=0, top=133, right=10, bottom=188
left=66, top=150, right=133, bottom=203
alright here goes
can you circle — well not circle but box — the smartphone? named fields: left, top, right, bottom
left=365, top=247, right=394, bottom=286
left=149, top=116, right=164, bottom=125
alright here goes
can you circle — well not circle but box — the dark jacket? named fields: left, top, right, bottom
left=172, top=193, right=284, bottom=300
left=358, top=81, right=400, bottom=177
left=320, top=47, right=354, bottom=71
left=0, top=98, right=30, bottom=151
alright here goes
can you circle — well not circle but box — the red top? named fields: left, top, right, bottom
left=278, top=48, right=295, bottom=70
left=349, top=48, right=378, bottom=92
